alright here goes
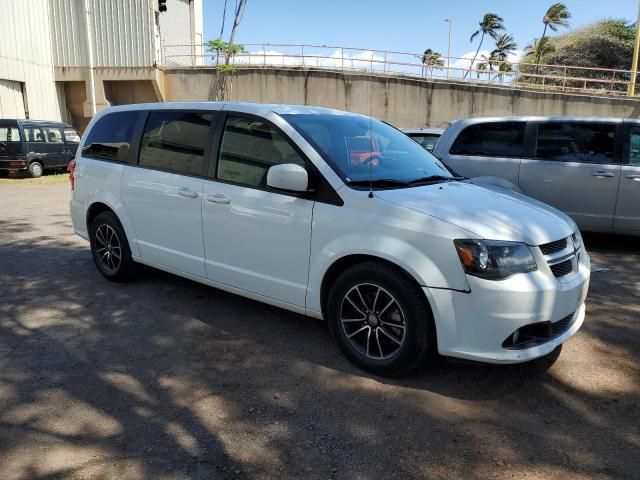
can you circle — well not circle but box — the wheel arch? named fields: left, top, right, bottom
left=85, top=198, right=139, bottom=257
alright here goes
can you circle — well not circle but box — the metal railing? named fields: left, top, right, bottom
left=162, top=43, right=639, bottom=98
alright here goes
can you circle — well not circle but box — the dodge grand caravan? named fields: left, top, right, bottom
left=70, top=103, right=590, bottom=376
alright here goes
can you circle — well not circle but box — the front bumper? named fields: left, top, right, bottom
left=425, top=247, right=590, bottom=364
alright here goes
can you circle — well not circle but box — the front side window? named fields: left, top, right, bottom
left=0, top=127, right=20, bottom=142
left=283, top=114, right=451, bottom=185
left=536, top=122, right=617, bottom=164
left=629, top=127, right=640, bottom=166
left=218, top=116, right=305, bottom=188
left=82, top=111, right=139, bottom=162
left=138, top=111, right=212, bottom=176
left=449, top=122, right=526, bottom=158
left=63, top=128, right=80, bottom=143
left=42, top=127, right=63, bottom=143
left=24, top=127, right=46, bottom=143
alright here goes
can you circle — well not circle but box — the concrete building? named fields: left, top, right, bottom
left=0, top=0, right=203, bottom=130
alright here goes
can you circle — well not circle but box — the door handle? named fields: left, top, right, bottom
left=626, top=174, right=640, bottom=181
left=177, top=188, right=199, bottom=198
left=205, top=193, right=231, bottom=204
left=591, top=171, right=615, bottom=178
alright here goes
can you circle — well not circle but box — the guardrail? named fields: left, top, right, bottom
left=162, top=43, right=638, bottom=98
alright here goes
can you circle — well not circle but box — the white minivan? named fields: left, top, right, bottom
left=70, top=102, right=590, bottom=376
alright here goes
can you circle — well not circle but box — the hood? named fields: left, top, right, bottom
left=375, top=181, right=574, bottom=245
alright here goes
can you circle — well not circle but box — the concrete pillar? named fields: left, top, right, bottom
left=82, top=73, right=111, bottom=117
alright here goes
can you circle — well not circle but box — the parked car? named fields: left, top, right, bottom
left=0, top=119, right=80, bottom=177
left=70, top=103, right=590, bottom=376
left=433, top=117, right=640, bottom=235
left=402, top=128, right=444, bottom=152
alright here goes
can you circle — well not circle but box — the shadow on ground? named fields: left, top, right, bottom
left=0, top=211, right=638, bottom=479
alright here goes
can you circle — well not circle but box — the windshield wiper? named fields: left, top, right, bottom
left=406, top=175, right=466, bottom=186
left=346, top=178, right=409, bottom=188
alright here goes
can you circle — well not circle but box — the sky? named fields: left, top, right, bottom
left=202, top=0, right=638, bottom=62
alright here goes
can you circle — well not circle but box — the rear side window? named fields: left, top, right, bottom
left=536, top=122, right=617, bottom=164
left=218, top=116, right=305, bottom=188
left=450, top=122, right=526, bottom=157
left=82, top=111, right=139, bottom=162
left=0, top=127, right=20, bottom=142
left=24, top=127, right=46, bottom=142
left=138, top=111, right=213, bottom=176
left=43, top=127, right=63, bottom=143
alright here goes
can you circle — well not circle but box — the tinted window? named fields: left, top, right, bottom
left=139, top=111, right=212, bottom=176
left=450, top=122, right=526, bottom=157
left=218, top=116, right=305, bottom=188
left=536, top=123, right=617, bottom=164
left=83, top=111, right=139, bottom=162
left=629, top=127, right=640, bottom=166
left=410, top=134, right=440, bottom=151
left=0, top=126, right=20, bottom=142
left=64, top=128, right=80, bottom=143
left=24, top=127, right=46, bottom=143
left=43, top=127, right=63, bottom=143
left=283, top=114, right=451, bottom=184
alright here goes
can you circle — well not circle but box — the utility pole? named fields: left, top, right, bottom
left=629, top=3, right=640, bottom=96
left=445, top=19, right=452, bottom=80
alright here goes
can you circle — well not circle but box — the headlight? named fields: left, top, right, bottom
left=454, top=239, right=537, bottom=280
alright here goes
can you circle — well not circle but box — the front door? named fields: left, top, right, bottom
left=519, top=121, right=621, bottom=230
left=614, top=125, right=640, bottom=232
left=122, top=111, right=215, bottom=277
left=202, top=114, right=314, bottom=307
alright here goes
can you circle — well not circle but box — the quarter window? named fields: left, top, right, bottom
left=450, top=122, right=526, bottom=157
left=82, top=111, right=139, bottom=162
left=629, top=127, right=640, bottom=166
left=0, top=127, right=20, bottom=142
left=138, top=111, right=213, bottom=176
left=536, top=123, right=617, bottom=164
left=218, top=116, right=305, bottom=188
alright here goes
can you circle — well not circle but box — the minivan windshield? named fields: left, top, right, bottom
left=282, top=114, right=454, bottom=187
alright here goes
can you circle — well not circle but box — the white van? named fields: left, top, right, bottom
left=70, top=102, right=590, bottom=376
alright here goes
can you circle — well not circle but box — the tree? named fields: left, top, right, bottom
left=207, top=0, right=249, bottom=101
left=466, top=13, right=504, bottom=78
left=524, top=37, right=554, bottom=64
left=536, top=3, right=571, bottom=71
left=421, top=48, right=445, bottom=78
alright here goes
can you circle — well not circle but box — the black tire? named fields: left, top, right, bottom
left=89, top=211, right=137, bottom=282
left=0, top=170, right=8, bottom=177
left=28, top=161, right=43, bottom=178
left=327, top=262, right=436, bottom=376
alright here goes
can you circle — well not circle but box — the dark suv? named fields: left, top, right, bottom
left=0, top=119, right=80, bottom=177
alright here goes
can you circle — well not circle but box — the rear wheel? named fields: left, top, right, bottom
left=89, top=211, right=136, bottom=282
left=327, top=262, right=436, bottom=376
left=28, top=161, right=43, bottom=178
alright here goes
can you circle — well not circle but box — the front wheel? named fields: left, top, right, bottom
left=28, top=161, right=43, bottom=178
left=89, top=211, right=137, bottom=282
left=327, top=262, right=436, bottom=376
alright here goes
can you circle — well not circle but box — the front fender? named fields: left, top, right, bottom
left=306, top=232, right=470, bottom=315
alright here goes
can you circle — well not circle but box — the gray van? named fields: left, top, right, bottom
left=0, top=119, right=80, bottom=177
left=434, top=117, right=640, bottom=235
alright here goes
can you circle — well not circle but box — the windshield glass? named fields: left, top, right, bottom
left=282, top=114, right=452, bottom=186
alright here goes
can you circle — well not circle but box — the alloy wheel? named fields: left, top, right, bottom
left=95, top=224, right=122, bottom=272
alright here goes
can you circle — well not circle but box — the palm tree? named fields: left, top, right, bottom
left=536, top=3, right=571, bottom=70
left=466, top=13, right=505, bottom=78
left=491, top=34, right=517, bottom=83
left=524, top=37, right=555, bottom=63
left=422, top=49, right=445, bottom=78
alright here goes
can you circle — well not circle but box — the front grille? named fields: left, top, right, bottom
left=502, top=312, right=575, bottom=349
left=540, top=238, right=568, bottom=256
left=550, top=259, right=573, bottom=278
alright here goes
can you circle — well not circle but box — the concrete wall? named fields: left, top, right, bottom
left=163, top=67, right=640, bottom=128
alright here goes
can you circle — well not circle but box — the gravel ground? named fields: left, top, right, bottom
left=0, top=182, right=638, bottom=480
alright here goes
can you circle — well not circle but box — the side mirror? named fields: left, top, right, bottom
left=266, top=163, right=309, bottom=192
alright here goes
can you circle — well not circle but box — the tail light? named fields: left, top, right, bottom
left=68, top=159, right=76, bottom=191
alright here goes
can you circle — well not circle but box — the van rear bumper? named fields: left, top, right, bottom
left=0, top=159, right=27, bottom=171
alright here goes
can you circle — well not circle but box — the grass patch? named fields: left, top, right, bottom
left=0, top=173, right=69, bottom=185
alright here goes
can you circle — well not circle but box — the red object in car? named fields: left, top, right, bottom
left=68, top=159, right=76, bottom=190
left=346, top=136, right=381, bottom=166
